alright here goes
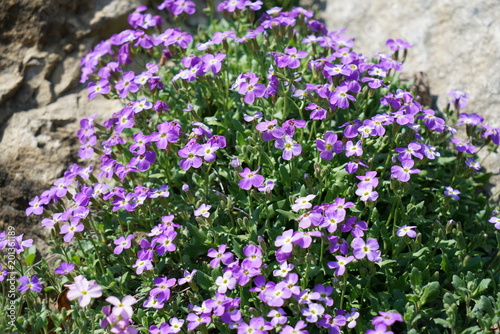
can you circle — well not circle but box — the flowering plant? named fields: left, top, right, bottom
left=2, top=1, right=500, bottom=333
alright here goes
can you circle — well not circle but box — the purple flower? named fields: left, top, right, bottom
left=367, top=324, right=394, bottom=334
left=418, top=109, right=445, bottom=132
left=275, top=135, right=302, bottom=160
left=355, top=184, right=379, bottom=202
left=345, top=140, right=363, bottom=157
left=356, top=171, right=379, bottom=189
left=268, top=308, right=287, bottom=326
left=178, top=269, right=197, bottom=285
left=330, top=85, right=356, bottom=109
left=341, top=217, right=368, bottom=237
left=237, top=74, right=266, bottom=104
left=306, top=103, right=327, bottom=120
left=488, top=215, right=500, bottom=230
left=316, top=131, right=343, bottom=160
left=65, top=275, right=102, bottom=307
left=239, top=317, right=272, bottom=334
left=256, top=119, right=286, bottom=141
left=273, top=261, right=294, bottom=278
left=372, top=311, right=403, bottom=326
left=314, top=284, right=334, bottom=306
left=322, top=210, right=344, bottom=233
left=391, top=159, right=420, bottom=182
left=302, top=303, right=325, bottom=323
left=282, top=47, right=308, bottom=69
left=394, top=142, right=423, bottom=161
left=155, top=230, right=178, bottom=255
left=243, top=112, right=263, bottom=122
left=87, top=79, right=110, bottom=100
left=202, top=53, right=226, bottom=74
left=60, top=220, right=85, bottom=243
left=328, top=255, right=354, bottom=276
left=12, top=234, right=33, bottom=254
left=457, top=112, right=484, bottom=126
left=215, top=271, right=237, bottom=293
left=186, top=313, right=211, bottom=331
left=113, top=234, right=134, bottom=255
left=465, top=157, right=481, bottom=171
left=396, top=225, right=417, bottom=238
left=281, top=320, right=308, bottom=334
left=450, top=138, right=476, bottom=154
left=386, top=38, right=413, bottom=51
left=115, top=71, right=140, bottom=98
left=238, top=167, right=265, bottom=190
left=178, top=142, right=203, bottom=170
left=265, top=281, right=292, bottom=307
left=149, top=185, right=170, bottom=199
left=128, top=151, right=156, bottom=172
left=448, top=90, right=469, bottom=109
left=112, top=192, right=137, bottom=212
left=197, top=142, right=220, bottom=162
left=55, top=262, right=75, bottom=275
left=26, top=196, right=48, bottom=216
left=444, top=186, right=460, bottom=200
left=291, top=194, right=316, bottom=212
left=242, top=244, right=263, bottom=268
left=207, top=244, right=234, bottom=268
left=194, top=204, right=212, bottom=218
left=106, top=295, right=137, bottom=319
left=18, top=275, right=42, bottom=293
left=351, top=237, right=381, bottom=262
left=132, top=259, right=153, bottom=275
left=275, top=229, right=298, bottom=253
left=132, top=97, right=153, bottom=114
left=150, top=121, right=180, bottom=150
left=150, top=276, right=176, bottom=301
left=346, top=159, right=368, bottom=174
left=258, top=180, right=275, bottom=193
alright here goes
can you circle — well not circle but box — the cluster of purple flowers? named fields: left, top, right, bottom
left=130, top=215, right=182, bottom=275
left=178, top=123, right=226, bottom=171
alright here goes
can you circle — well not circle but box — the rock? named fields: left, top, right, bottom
left=51, top=52, right=82, bottom=98
left=0, top=90, right=120, bottom=184
left=89, top=0, right=149, bottom=36
left=0, top=67, right=23, bottom=106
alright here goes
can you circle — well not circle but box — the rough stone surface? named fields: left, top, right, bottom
left=318, top=0, right=500, bottom=199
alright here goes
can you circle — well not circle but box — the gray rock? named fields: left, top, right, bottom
left=0, top=67, right=23, bottom=106
left=0, top=90, right=120, bottom=184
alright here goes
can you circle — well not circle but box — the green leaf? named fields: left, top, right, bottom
left=472, top=295, right=495, bottom=317
left=275, top=209, right=297, bottom=221
left=472, top=278, right=491, bottom=297
left=434, top=318, right=452, bottom=328
left=412, top=247, right=429, bottom=258
left=25, top=253, right=36, bottom=267
left=419, top=281, right=440, bottom=307
left=437, top=156, right=456, bottom=164
left=33, top=313, right=47, bottom=333
left=279, top=165, right=291, bottom=186
left=452, top=275, right=463, bottom=289
left=196, top=271, right=213, bottom=291
left=410, top=267, right=422, bottom=287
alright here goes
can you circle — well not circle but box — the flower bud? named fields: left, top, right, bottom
left=231, top=157, right=241, bottom=168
